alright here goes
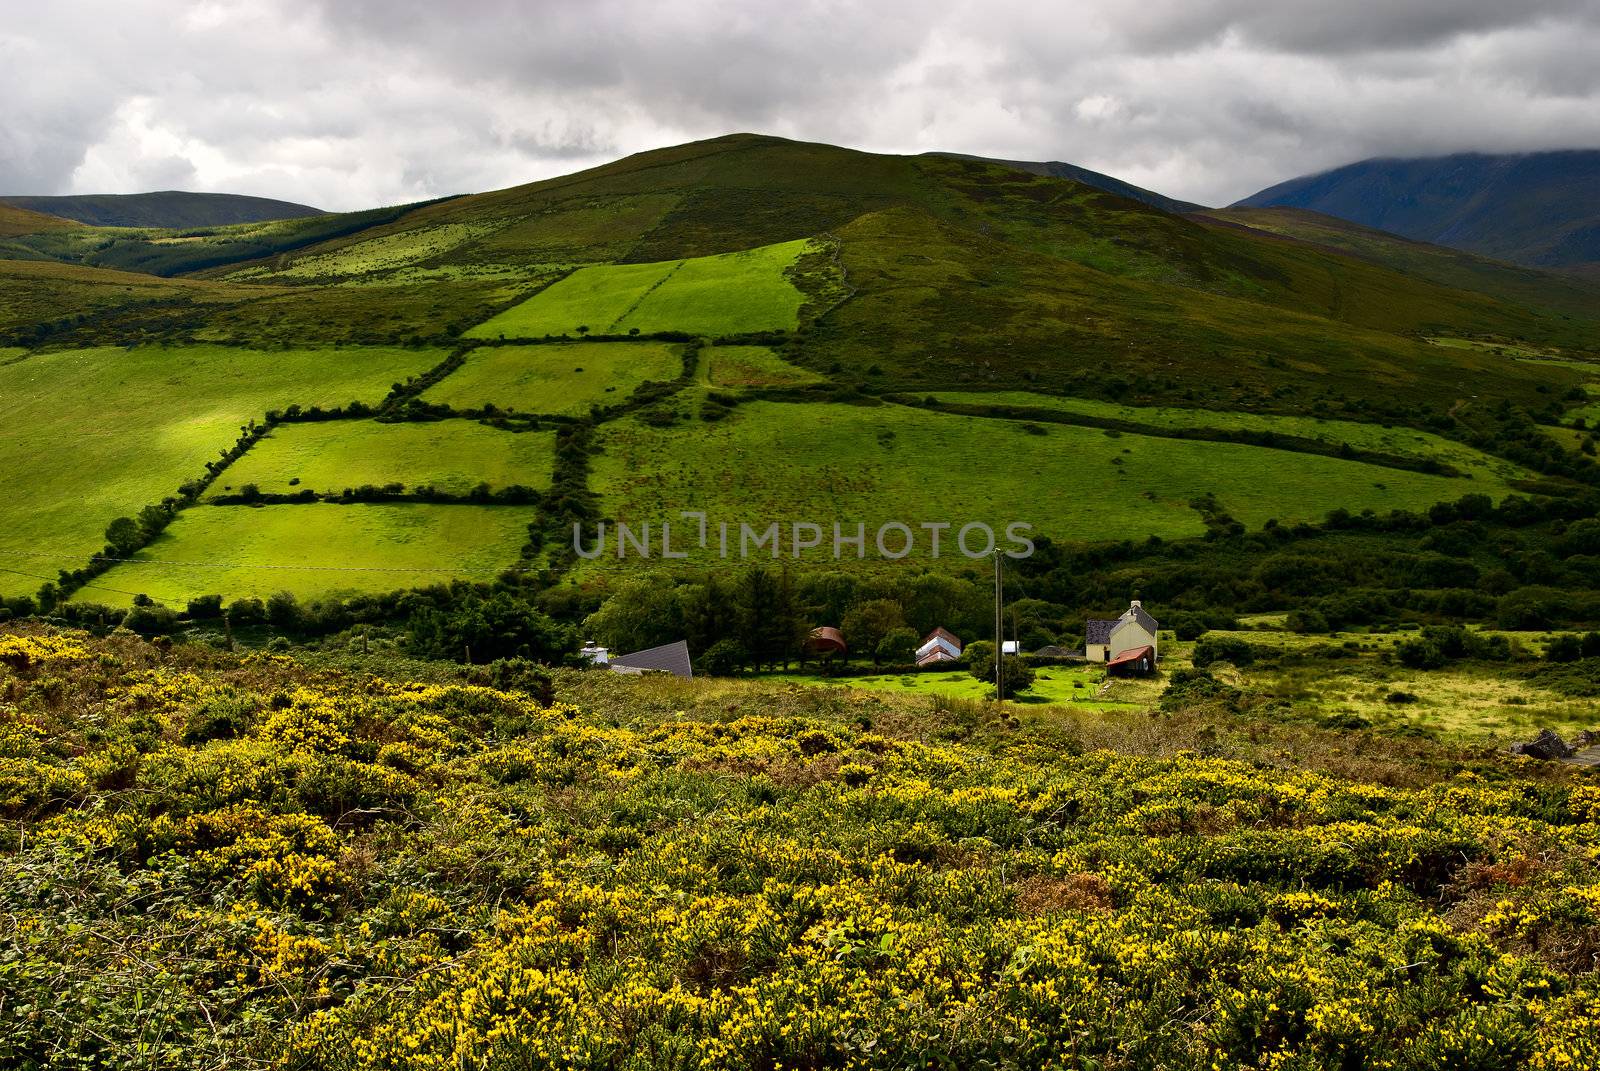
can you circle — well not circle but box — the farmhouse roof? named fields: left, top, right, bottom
left=1085, top=619, right=1118, bottom=645
left=608, top=640, right=693, bottom=679
left=922, top=627, right=961, bottom=647
left=1123, top=600, right=1158, bottom=633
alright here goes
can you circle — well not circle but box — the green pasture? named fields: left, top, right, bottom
left=923, top=391, right=1531, bottom=482
left=226, top=222, right=497, bottom=282
left=759, top=664, right=1149, bottom=710
left=585, top=400, right=1517, bottom=571
left=0, top=345, right=441, bottom=599
left=422, top=342, right=683, bottom=416
left=79, top=503, right=534, bottom=608
left=207, top=420, right=556, bottom=498
left=703, top=345, right=826, bottom=389
left=464, top=239, right=813, bottom=338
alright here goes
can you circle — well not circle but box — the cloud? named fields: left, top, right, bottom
left=2, top=0, right=1599, bottom=211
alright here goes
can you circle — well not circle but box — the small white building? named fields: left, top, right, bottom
left=580, top=641, right=610, bottom=666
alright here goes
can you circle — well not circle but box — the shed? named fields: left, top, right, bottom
left=1105, top=644, right=1155, bottom=677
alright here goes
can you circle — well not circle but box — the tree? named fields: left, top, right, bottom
left=583, top=575, right=686, bottom=655
left=227, top=597, right=266, bottom=625
left=186, top=594, right=224, bottom=619
left=698, top=638, right=748, bottom=677
left=968, top=645, right=1035, bottom=697
left=876, top=627, right=920, bottom=667
left=406, top=591, right=574, bottom=664
left=136, top=503, right=171, bottom=541
left=266, top=591, right=304, bottom=631
left=735, top=566, right=805, bottom=670
left=842, top=598, right=906, bottom=667
left=104, top=517, right=142, bottom=556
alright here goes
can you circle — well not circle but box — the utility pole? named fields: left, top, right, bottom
left=993, top=549, right=1004, bottom=702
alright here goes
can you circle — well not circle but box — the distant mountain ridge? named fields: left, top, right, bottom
left=1235, top=150, right=1600, bottom=270
left=933, top=153, right=1204, bottom=215
left=0, top=191, right=324, bottom=228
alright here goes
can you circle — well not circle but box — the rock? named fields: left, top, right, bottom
left=1572, top=729, right=1600, bottom=749
left=1510, top=728, right=1573, bottom=760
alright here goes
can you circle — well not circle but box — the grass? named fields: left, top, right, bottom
left=205, top=420, right=557, bottom=498
left=922, top=391, right=1532, bottom=481
left=585, top=399, right=1518, bottom=570
left=612, top=239, right=813, bottom=335
left=0, top=345, right=442, bottom=598
left=703, top=345, right=826, bottom=389
left=464, top=239, right=814, bottom=339
left=78, top=502, right=534, bottom=607
left=422, top=342, right=684, bottom=416
left=759, top=663, right=1158, bottom=710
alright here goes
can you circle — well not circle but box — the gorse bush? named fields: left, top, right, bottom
left=4, top=625, right=1600, bottom=1069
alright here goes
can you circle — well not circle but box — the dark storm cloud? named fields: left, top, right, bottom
left=2, top=0, right=1599, bottom=211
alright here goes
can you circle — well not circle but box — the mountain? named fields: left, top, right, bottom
left=934, top=152, right=1204, bottom=215
left=1234, top=151, right=1600, bottom=270
left=0, top=191, right=324, bottom=228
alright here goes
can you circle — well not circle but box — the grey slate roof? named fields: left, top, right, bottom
left=1125, top=603, right=1159, bottom=633
left=608, top=639, right=693, bottom=679
left=1085, top=619, right=1118, bottom=645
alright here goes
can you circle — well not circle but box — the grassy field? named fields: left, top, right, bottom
left=586, top=399, right=1516, bottom=570
left=206, top=419, right=557, bottom=498
left=923, top=391, right=1533, bottom=481
left=703, top=344, right=826, bottom=388
left=761, top=663, right=1158, bottom=710
left=422, top=341, right=683, bottom=415
left=464, top=239, right=813, bottom=338
left=0, top=345, right=442, bottom=598
left=79, top=502, right=533, bottom=607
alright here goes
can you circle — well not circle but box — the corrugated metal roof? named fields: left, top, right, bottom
left=1106, top=644, right=1154, bottom=668
left=806, top=626, right=847, bottom=654
left=608, top=640, right=693, bottom=679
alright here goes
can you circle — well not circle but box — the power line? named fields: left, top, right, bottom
left=0, top=565, right=166, bottom=602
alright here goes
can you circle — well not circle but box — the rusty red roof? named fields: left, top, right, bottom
left=806, top=626, right=847, bottom=654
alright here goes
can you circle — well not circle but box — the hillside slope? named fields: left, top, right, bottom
left=0, top=202, right=79, bottom=238
left=1204, top=205, right=1600, bottom=321
left=1234, top=151, right=1600, bottom=270
left=0, top=190, right=324, bottom=228
left=934, top=152, right=1204, bottom=214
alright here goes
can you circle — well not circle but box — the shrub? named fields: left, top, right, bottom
left=1192, top=636, right=1257, bottom=668
left=697, top=638, right=748, bottom=677
left=185, top=594, right=224, bottom=620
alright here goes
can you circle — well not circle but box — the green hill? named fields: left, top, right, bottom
left=4, top=133, right=1600, bottom=606
left=0, top=190, right=323, bottom=228
left=1234, top=151, right=1600, bottom=271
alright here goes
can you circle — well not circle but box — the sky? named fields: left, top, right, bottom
left=3, top=0, right=1600, bottom=212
